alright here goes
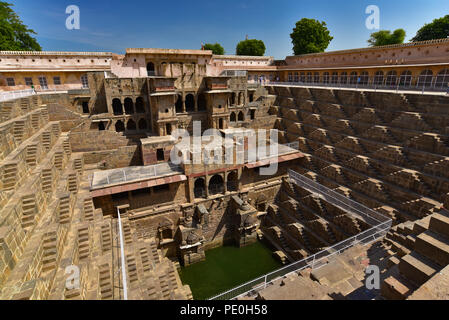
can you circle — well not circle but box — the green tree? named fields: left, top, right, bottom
left=236, top=39, right=266, bottom=56
left=368, top=29, right=406, bottom=46
left=290, top=18, right=333, bottom=55
left=0, top=1, right=41, bottom=51
left=203, top=43, right=225, bottom=55
left=412, top=15, right=449, bottom=42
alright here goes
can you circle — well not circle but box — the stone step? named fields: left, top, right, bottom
left=429, top=212, right=449, bottom=239
left=381, top=275, right=414, bottom=300
left=399, top=251, right=439, bottom=286
left=415, top=230, right=449, bottom=266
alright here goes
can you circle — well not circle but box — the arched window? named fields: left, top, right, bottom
left=115, top=120, right=125, bottom=132
left=340, top=72, right=348, bottom=84
left=138, top=119, right=147, bottom=130
left=288, top=73, right=293, bottom=82
left=124, top=98, right=134, bottom=115
left=81, top=74, right=89, bottom=88
left=436, top=69, right=449, bottom=88
left=175, top=95, right=183, bottom=113
left=147, top=62, right=155, bottom=76
left=135, top=97, right=145, bottom=113
left=127, top=119, right=136, bottom=131
left=230, top=112, right=236, bottom=122
left=185, top=94, right=195, bottom=112
left=374, top=71, right=384, bottom=85
left=399, top=71, right=412, bottom=86
left=417, top=70, right=433, bottom=87
left=323, top=72, right=330, bottom=84
left=314, top=72, right=320, bottom=83
left=360, top=72, right=369, bottom=85
left=194, top=178, right=206, bottom=198
left=386, top=71, right=398, bottom=86
left=166, top=123, right=172, bottom=136
left=227, top=171, right=238, bottom=192
left=349, top=72, right=358, bottom=85
left=238, top=111, right=244, bottom=122
left=231, top=92, right=236, bottom=105
left=209, top=175, right=224, bottom=195
left=112, top=98, right=123, bottom=115
left=300, top=72, right=306, bottom=83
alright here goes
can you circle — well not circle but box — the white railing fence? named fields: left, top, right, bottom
left=208, top=170, right=392, bottom=300
left=0, top=89, right=34, bottom=102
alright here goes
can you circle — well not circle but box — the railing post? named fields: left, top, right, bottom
left=264, top=275, right=268, bottom=289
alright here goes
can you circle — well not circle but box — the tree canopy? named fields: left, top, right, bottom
left=203, top=43, right=225, bottom=55
left=368, top=29, right=406, bottom=47
left=0, top=1, right=41, bottom=51
left=290, top=18, right=333, bottom=55
left=412, top=15, right=449, bottom=42
left=236, top=39, right=266, bottom=56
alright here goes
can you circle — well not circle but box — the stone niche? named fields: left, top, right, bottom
left=175, top=226, right=206, bottom=267
left=232, top=195, right=259, bottom=247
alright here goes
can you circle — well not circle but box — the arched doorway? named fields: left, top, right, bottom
left=135, top=97, right=145, bottom=113
left=417, top=70, right=433, bottom=87
left=227, top=171, right=238, bottom=192
left=194, top=178, right=206, bottom=199
left=386, top=71, right=398, bottom=86
left=360, top=72, right=369, bottom=85
left=374, top=71, right=384, bottom=85
left=175, top=95, right=183, bottom=113
left=400, top=71, right=412, bottom=87
left=124, top=98, right=134, bottom=114
left=314, top=72, right=320, bottom=83
left=436, top=69, right=449, bottom=89
left=238, top=111, right=244, bottom=122
left=198, top=94, right=207, bottom=111
left=166, top=123, right=172, bottom=135
left=138, top=119, right=147, bottom=130
left=331, top=72, right=338, bottom=84
left=147, top=62, right=155, bottom=76
left=349, top=72, right=358, bottom=84
left=219, top=118, right=224, bottom=130
left=230, top=112, right=236, bottom=123
left=112, top=98, right=123, bottom=115
left=127, top=119, right=136, bottom=131
left=209, top=175, right=224, bottom=195
left=323, top=72, right=330, bottom=84
left=340, top=72, right=348, bottom=84
left=115, top=120, right=125, bottom=132
left=186, top=94, right=195, bottom=112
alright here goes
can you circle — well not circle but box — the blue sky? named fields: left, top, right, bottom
left=10, top=0, right=449, bottom=59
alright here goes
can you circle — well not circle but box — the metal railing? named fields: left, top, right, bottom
left=0, top=89, right=34, bottom=102
left=259, top=76, right=449, bottom=94
left=208, top=170, right=392, bottom=300
left=117, top=208, right=128, bottom=300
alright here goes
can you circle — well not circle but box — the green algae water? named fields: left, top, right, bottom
left=179, top=241, right=282, bottom=300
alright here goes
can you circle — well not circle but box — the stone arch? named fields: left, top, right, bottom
left=185, top=94, right=195, bottom=112
left=127, top=119, right=136, bottom=131
left=230, top=112, right=236, bottom=123
left=124, top=98, right=134, bottom=115
left=436, top=69, right=449, bottom=88
left=115, top=120, right=125, bottom=132
left=349, top=71, right=358, bottom=84
left=238, top=111, right=244, bottom=122
left=399, top=70, right=412, bottom=86
left=194, top=178, right=206, bottom=198
left=208, top=175, right=224, bottom=195
left=360, top=71, right=369, bottom=85
left=138, top=118, right=147, bottom=130
left=374, top=71, right=384, bottom=85
left=417, top=69, right=433, bottom=87
left=135, top=97, right=145, bottom=113
left=112, top=98, right=123, bottom=115
left=227, top=171, right=238, bottom=192
left=340, top=72, right=348, bottom=84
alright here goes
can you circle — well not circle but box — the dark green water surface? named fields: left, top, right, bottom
left=179, top=241, right=282, bottom=300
